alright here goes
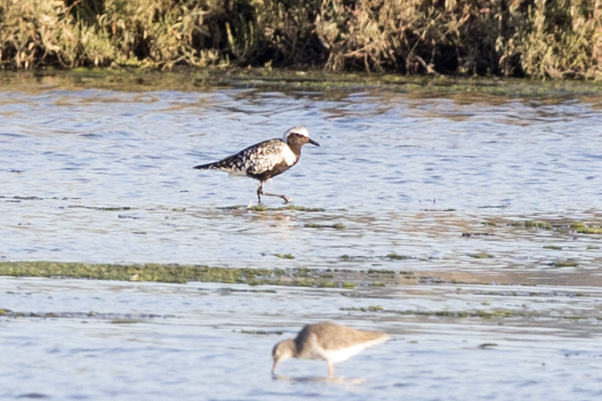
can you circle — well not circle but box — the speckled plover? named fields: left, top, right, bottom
left=193, top=126, right=319, bottom=203
left=271, top=322, right=390, bottom=377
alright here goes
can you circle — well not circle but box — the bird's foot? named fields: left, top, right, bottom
left=282, top=196, right=293, bottom=204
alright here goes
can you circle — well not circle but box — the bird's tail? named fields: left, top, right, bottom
left=193, top=162, right=218, bottom=170
left=193, top=157, right=237, bottom=171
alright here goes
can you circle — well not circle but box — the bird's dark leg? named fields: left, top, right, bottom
left=257, top=181, right=292, bottom=204
left=257, top=182, right=263, bottom=204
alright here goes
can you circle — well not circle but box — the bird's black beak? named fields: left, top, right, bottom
left=308, top=138, right=320, bottom=146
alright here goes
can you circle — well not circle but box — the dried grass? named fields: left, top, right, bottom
left=0, top=0, right=600, bottom=79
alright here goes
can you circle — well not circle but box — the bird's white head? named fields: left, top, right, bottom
left=283, top=126, right=310, bottom=140
left=283, top=126, right=320, bottom=147
left=272, top=339, right=295, bottom=374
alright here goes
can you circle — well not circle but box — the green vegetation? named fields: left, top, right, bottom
left=469, top=252, right=495, bottom=259
left=512, top=220, right=554, bottom=229
left=340, top=305, right=383, bottom=312
left=552, top=260, right=579, bottom=267
left=219, top=205, right=324, bottom=212
left=240, top=330, right=283, bottom=335
left=385, top=253, right=409, bottom=260
left=273, top=253, right=295, bottom=259
left=394, top=309, right=518, bottom=319
left=480, top=221, right=497, bottom=226
left=304, top=222, right=345, bottom=230
left=1, top=0, right=601, bottom=79
left=571, top=222, right=602, bottom=234
left=576, top=227, right=602, bottom=234
left=0, top=261, right=385, bottom=287
left=110, top=319, right=140, bottom=324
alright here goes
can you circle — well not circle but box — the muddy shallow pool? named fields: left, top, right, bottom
left=1, top=277, right=601, bottom=400
left=1, top=77, right=602, bottom=400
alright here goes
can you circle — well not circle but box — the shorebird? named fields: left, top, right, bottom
left=193, top=126, right=319, bottom=204
left=271, top=322, right=390, bottom=377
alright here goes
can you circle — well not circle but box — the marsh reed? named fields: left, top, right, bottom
left=0, top=0, right=600, bottom=79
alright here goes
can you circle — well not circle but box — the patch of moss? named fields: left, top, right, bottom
left=0, top=261, right=413, bottom=289
left=385, top=253, right=409, bottom=260
left=241, top=330, right=283, bottom=335
left=274, top=254, right=295, bottom=259
left=340, top=255, right=371, bottom=261
left=217, top=205, right=244, bottom=210
left=279, top=205, right=325, bottom=212
left=220, top=205, right=325, bottom=212
left=478, top=310, right=515, bottom=319
left=512, top=220, right=553, bottom=229
left=469, top=252, right=495, bottom=259
left=67, top=205, right=133, bottom=211
left=367, top=269, right=396, bottom=274
left=340, top=305, right=383, bottom=312
left=543, top=245, right=563, bottom=250
left=110, top=319, right=140, bottom=324
left=13, top=196, right=43, bottom=200
left=462, top=232, right=495, bottom=237
left=552, top=260, right=579, bottom=268
left=304, top=223, right=345, bottom=230
left=576, top=227, right=602, bottom=234
left=390, top=309, right=519, bottom=319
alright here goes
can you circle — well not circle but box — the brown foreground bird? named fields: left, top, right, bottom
left=272, top=322, right=391, bottom=377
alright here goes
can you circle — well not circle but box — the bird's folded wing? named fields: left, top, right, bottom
left=242, top=140, right=288, bottom=175
left=319, top=326, right=389, bottom=350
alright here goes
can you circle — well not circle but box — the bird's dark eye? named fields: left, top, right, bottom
left=294, top=133, right=302, bottom=137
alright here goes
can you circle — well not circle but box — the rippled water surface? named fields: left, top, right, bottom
left=1, top=81, right=602, bottom=400
left=2, top=278, right=601, bottom=401
left=2, top=86, right=602, bottom=267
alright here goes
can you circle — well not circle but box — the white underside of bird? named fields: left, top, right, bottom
left=308, top=334, right=391, bottom=363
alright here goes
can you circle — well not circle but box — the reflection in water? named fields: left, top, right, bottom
left=272, top=374, right=366, bottom=384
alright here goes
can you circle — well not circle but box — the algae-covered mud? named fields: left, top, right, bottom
left=1, top=77, right=602, bottom=399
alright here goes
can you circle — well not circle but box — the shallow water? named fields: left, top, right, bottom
left=1, top=277, right=601, bottom=401
left=1, top=80, right=602, bottom=399
left=1, top=86, right=601, bottom=271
